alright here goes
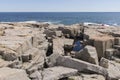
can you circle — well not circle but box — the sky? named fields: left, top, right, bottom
left=0, top=0, right=120, bottom=12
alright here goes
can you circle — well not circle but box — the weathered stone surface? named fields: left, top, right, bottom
left=30, top=71, right=42, bottom=80
left=0, top=67, right=30, bottom=80
left=53, top=38, right=74, bottom=55
left=42, top=66, right=78, bottom=80
left=69, top=74, right=105, bottom=80
left=22, top=48, right=45, bottom=74
left=105, top=48, right=115, bottom=60
left=75, top=45, right=99, bottom=65
left=48, top=53, right=61, bottom=67
left=94, top=36, right=114, bottom=59
left=33, top=33, right=47, bottom=48
left=57, top=56, right=108, bottom=77
left=0, top=47, right=18, bottom=61
left=53, top=38, right=64, bottom=55
left=100, top=58, right=120, bottom=80
left=0, top=58, right=13, bottom=68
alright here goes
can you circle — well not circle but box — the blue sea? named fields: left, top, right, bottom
left=0, top=12, right=120, bottom=25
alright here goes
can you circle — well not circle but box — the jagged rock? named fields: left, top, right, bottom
left=0, top=58, right=14, bottom=68
left=42, top=66, right=78, bottom=80
left=30, top=71, right=42, bottom=80
left=22, top=48, right=42, bottom=62
left=100, top=58, right=120, bottom=80
left=64, top=39, right=74, bottom=54
left=0, top=67, right=30, bottom=80
left=105, top=48, right=115, bottom=60
left=57, top=56, right=108, bottom=77
left=69, top=74, right=105, bottom=80
left=48, top=53, right=61, bottom=67
left=53, top=38, right=74, bottom=55
left=33, top=32, right=47, bottom=48
left=22, top=48, right=45, bottom=74
left=0, top=47, right=18, bottom=61
left=37, top=41, right=49, bottom=52
left=75, top=45, right=99, bottom=65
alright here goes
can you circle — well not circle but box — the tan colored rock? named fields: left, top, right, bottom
left=53, top=38, right=64, bottom=55
left=0, top=47, right=18, bottom=61
left=0, top=67, right=30, bottom=80
left=100, top=58, right=120, bottom=80
left=94, top=36, right=114, bottom=59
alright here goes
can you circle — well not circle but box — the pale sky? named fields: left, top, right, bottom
left=0, top=0, right=120, bottom=12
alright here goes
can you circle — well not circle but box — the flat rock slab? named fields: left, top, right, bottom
left=57, top=56, right=108, bottom=77
left=42, top=66, right=78, bottom=80
left=69, top=74, right=105, bottom=80
left=0, top=67, right=30, bottom=80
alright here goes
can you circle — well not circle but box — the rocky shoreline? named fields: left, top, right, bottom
left=0, top=22, right=120, bottom=80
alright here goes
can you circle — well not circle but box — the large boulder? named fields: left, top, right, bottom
left=57, top=56, right=108, bottom=77
left=100, top=58, right=120, bottom=80
left=94, top=36, right=114, bottom=59
left=0, top=67, right=30, bottom=80
left=75, top=45, right=99, bottom=65
left=42, top=66, right=78, bottom=80
left=0, top=47, right=18, bottom=61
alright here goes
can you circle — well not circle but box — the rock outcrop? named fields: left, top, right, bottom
left=75, top=45, right=99, bottom=65
left=0, top=22, right=120, bottom=80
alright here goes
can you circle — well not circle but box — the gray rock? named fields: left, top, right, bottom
left=42, top=66, right=78, bottom=80
left=69, top=74, right=105, bottom=80
left=0, top=67, right=30, bottom=80
left=100, top=58, right=120, bottom=80
left=105, top=48, right=115, bottom=60
left=0, top=47, right=18, bottom=61
left=48, top=53, right=61, bottom=67
left=75, top=45, right=99, bottom=65
left=53, top=38, right=64, bottom=55
left=57, top=56, right=108, bottom=77
left=22, top=48, right=45, bottom=74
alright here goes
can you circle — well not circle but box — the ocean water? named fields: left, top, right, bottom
left=0, top=12, right=120, bottom=25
